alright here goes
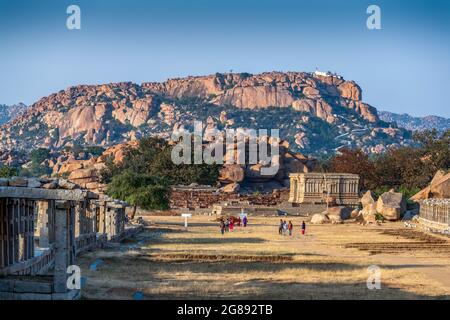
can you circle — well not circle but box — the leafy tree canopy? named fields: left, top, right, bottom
left=30, top=148, right=50, bottom=164
left=325, top=129, right=449, bottom=196
left=0, top=165, right=18, bottom=178
left=102, top=137, right=220, bottom=212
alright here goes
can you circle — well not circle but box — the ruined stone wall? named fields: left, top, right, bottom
left=169, top=187, right=289, bottom=209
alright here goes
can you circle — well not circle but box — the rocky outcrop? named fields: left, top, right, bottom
left=360, top=190, right=378, bottom=216
left=0, top=71, right=412, bottom=163
left=218, top=164, right=245, bottom=183
left=220, top=182, right=240, bottom=193
left=411, top=170, right=450, bottom=201
left=54, top=141, right=139, bottom=195
left=326, top=206, right=352, bottom=221
left=376, top=189, right=406, bottom=221
left=310, top=213, right=330, bottom=224
left=143, top=72, right=371, bottom=123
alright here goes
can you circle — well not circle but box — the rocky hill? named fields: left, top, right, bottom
left=0, top=71, right=412, bottom=165
left=0, top=103, right=27, bottom=125
left=378, top=111, right=450, bottom=133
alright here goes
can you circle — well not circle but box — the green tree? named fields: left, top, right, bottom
left=102, top=137, right=220, bottom=214
left=106, top=170, right=169, bottom=219
left=85, top=146, right=105, bottom=157
left=0, top=165, right=18, bottom=178
left=30, top=148, right=50, bottom=164
left=328, top=148, right=377, bottom=190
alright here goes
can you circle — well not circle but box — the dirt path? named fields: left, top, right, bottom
left=77, top=215, right=450, bottom=299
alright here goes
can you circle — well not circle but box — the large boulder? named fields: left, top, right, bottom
left=245, top=163, right=277, bottom=182
left=376, top=189, right=406, bottom=221
left=327, top=214, right=343, bottom=224
left=310, top=213, right=330, bottom=224
left=220, top=183, right=240, bottom=194
left=411, top=170, right=450, bottom=201
left=363, top=211, right=377, bottom=224
left=218, top=164, right=245, bottom=183
left=361, top=190, right=375, bottom=207
left=326, top=206, right=352, bottom=220
left=429, top=172, right=450, bottom=198
left=68, top=168, right=97, bottom=180
left=360, top=190, right=377, bottom=217
left=337, top=81, right=362, bottom=101
left=360, top=190, right=378, bottom=216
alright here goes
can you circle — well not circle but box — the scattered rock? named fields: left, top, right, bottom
left=310, top=213, right=330, bottom=224
left=376, top=189, right=406, bottom=221
left=411, top=170, right=450, bottom=201
left=221, top=183, right=240, bottom=193
left=350, top=209, right=359, bottom=219
left=326, top=206, right=352, bottom=220
left=58, top=179, right=78, bottom=190
left=219, top=164, right=245, bottom=183
left=69, top=168, right=97, bottom=180
left=327, top=214, right=343, bottom=224
left=360, top=190, right=378, bottom=216
left=42, top=181, right=59, bottom=189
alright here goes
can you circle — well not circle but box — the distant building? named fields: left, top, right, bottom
left=313, top=70, right=343, bottom=79
left=289, top=173, right=360, bottom=206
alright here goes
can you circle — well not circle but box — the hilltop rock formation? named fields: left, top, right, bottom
left=0, top=71, right=412, bottom=165
left=143, top=72, right=372, bottom=123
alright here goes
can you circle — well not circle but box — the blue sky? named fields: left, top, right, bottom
left=0, top=0, right=449, bottom=117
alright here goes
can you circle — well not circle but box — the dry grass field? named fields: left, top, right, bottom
left=77, top=215, right=450, bottom=300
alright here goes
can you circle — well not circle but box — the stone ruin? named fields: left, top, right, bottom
left=410, top=170, right=450, bottom=232
left=289, top=173, right=360, bottom=206
left=418, top=199, right=450, bottom=232
left=170, top=184, right=289, bottom=211
left=0, top=177, right=142, bottom=300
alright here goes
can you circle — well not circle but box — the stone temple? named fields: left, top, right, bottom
left=288, top=173, right=360, bottom=206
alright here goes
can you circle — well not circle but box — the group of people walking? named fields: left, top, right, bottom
left=279, top=219, right=306, bottom=236
left=220, top=215, right=247, bottom=235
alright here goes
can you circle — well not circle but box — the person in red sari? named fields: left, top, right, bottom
left=229, top=216, right=234, bottom=232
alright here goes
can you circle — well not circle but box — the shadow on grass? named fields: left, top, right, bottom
left=80, top=252, right=450, bottom=300
left=84, top=272, right=449, bottom=300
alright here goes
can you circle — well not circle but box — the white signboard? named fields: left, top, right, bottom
left=181, top=213, right=192, bottom=228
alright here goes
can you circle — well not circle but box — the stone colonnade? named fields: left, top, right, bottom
left=0, top=186, right=131, bottom=300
